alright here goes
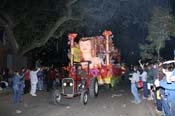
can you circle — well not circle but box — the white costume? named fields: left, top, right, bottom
left=30, top=68, right=40, bottom=96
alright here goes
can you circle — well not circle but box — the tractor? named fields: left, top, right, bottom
left=52, top=30, right=122, bottom=105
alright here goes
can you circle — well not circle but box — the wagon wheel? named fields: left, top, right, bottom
left=89, top=77, right=98, bottom=98
left=80, top=90, right=88, bottom=105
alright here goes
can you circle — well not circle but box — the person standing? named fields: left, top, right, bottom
left=140, top=68, right=149, bottom=99
left=152, top=62, right=159, bottom=101
left=129, top=66, right=141, bottom=104
left=37, top=67, right=44, bottom=90
left=160, top=63, right=175, bottom=116
left=47, top=67, right=55, bottom=91
left=24, top=68, right=30, bottom=94
left=147, top=64, right=154, bottom=100
left=139, top=60, right=149, bottom=99
left=19, top=68, right=25, bottom=101
left=12, top=70, right=23, bottom=104
left=30, top=67, right=40, bottom=96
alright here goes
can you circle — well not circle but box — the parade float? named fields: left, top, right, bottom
left=52, top=30, right=123, bottom=105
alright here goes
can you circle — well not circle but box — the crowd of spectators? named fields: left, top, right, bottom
left=0, top=65, right=68, bottom=103
left=128, top=59, right=175, bottom=116
left=1, top=58, right=175, bottom=116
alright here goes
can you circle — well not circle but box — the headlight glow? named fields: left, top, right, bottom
left=63, top=83, right=67, bottom=86
left=70, top=83, right=73, bottom=86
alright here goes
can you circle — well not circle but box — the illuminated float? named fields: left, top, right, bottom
left=52, top=30, right=122, bottom=105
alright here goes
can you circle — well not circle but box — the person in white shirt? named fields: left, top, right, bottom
left=140, top=68, right=148, bottom=99
left=129, top=66, right=141, bottom=104
left=30, top=67, right=40, bottom=96
left=161, top=60, right=175, bottom=83
left=139, top=60, right=149, bottom=99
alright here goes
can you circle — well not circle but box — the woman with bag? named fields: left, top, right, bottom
left=139, top=60, right=149, bottom=99
left=129, top=66, right=141, bottom=104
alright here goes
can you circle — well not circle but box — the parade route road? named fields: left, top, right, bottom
left=0, top=85, right=160, bottom=116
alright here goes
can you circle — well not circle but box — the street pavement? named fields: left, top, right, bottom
left=0, top=82, right=161, bottom=116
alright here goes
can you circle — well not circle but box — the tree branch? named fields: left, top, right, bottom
left=20, top=0, right=79, bottom=55
left=4, top=24, right=19, bottom=53
left=0, top=11, right=19, bottom=53
left=13, top=10, right=31, bottom=27
left=0, top=11, right=13, bottom=26
left=0, top=0, right=7, bottom=9
left=20, top=16, right=81, bottom=55
left=66, top=0, right=78, bottom=7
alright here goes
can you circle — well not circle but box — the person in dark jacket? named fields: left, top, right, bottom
left=12, top=70, right=23, bottom=104
left=37, top=67, right=44, bottom=90
left=24, top=68, right=30, bottom=94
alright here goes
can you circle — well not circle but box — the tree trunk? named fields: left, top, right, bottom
left=4, top=25, right=19, bottom=54
left=0, top=12, right=19, bottom=54
left=157, top=49, right=160, bottom=62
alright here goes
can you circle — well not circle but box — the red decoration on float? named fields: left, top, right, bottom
left=68, top=33, right=77, bottom=39
left=102, top=30, right=112, bottom=37
left=102, top=30, right=112, bottom=66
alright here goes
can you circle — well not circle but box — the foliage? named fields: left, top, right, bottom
left=139, top=7, right=175, bottom=61
left=0, top=0, right=156, bottom=55
left=0, top=0, right=174, bottom=66
left=0, top=0, right=81, bottom=55
left=169, top=16, right=175, bottom=37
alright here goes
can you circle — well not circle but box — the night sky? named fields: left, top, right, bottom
left=0, top=0, right=175, bottom=66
